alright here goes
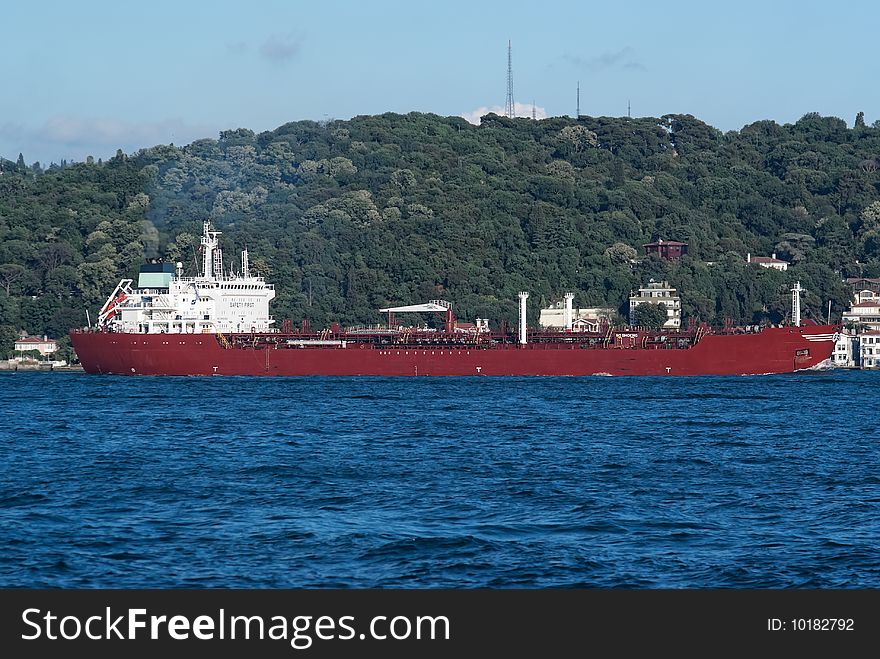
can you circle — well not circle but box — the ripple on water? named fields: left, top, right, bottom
left=0, top=370, right=878, bottom=588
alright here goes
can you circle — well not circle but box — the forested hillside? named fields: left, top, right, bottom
left=2, top=110, right=878, bottom=359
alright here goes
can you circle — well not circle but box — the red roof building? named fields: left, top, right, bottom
left=642, top=239, right=688, bottom=260
left=746, top=253, right=789, bottom=271
left=13, top=336, right=57, bottom=358
left=846, top=277, right=880, bottom=304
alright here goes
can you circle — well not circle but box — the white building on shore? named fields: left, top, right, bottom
left=628, top=280, right=681, bottom=328
left=9, top=335, right=66, bottom=367
left=539, top=297, right=614, bottom=332
left=746, top=252, right=789, bottom=271
left=13, top=336, right=57, bottom=359
left=832, top=332, right=858, bottom=368
left=859, top=332, right=880, bottom=369
left=834, top=297, right=880, bottom=368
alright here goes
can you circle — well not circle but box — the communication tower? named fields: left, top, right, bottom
left=505, top=40, right=515, bottom=118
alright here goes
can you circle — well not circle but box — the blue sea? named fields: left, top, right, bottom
left=1, top=370, right=878, bottom=588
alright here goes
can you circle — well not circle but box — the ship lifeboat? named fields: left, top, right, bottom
left=103, top=292, right=126, bottom=321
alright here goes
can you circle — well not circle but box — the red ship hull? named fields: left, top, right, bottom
left=70, top=326, right=837, bottom=376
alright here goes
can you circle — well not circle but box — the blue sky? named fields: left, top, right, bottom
left=3, top=0, right=878, bottom=165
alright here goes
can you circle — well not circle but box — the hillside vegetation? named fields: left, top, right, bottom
left=2, top=110, right=878, bottom=358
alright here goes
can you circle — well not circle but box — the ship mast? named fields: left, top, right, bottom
left=791, top=281, right=803, bottom=327
left=200, top=221, right=222, bottom=280
left=241, top=249, right=250, bottom=278
left=563, top=292, right=574, bottom=331
left=518, top=292, right=529, bottom=344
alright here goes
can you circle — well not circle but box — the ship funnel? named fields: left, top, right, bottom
left=563, top=292, right=574, bottom=331
left=791, top=281, right=803, bottom=327
left=518, top=292, right=529, bottom=345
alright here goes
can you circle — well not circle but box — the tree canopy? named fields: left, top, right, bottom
left=1, top=110, right=876, bottom=357
left=632, top=302, right=669, bottom=329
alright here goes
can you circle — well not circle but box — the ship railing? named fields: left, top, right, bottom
left=285, top=339, right=348, bottom=347
left=174, top=274, right=272, bottom=285
left=121, top=300, right=177, bottom=311
left=344, top=325, right=400, bottom=335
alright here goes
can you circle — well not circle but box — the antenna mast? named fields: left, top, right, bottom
left=577, top=81, right=580, bottom=117
left=213, top=241, right=223, bottom=281
left=505, top=40, right=515, bottom=118
left=791, top=281, right=803, bottom=327
left=201, top=221, right=222, bottom=279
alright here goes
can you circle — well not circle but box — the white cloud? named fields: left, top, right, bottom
left=0, top=121, right=26, bottom=143
left=1, top=115, right=221, bottom=164
left=259, top=33, right=302, bottom=63
left=563, top=47, right=645, bottom=72
left=41, top=115, right=218, bottom=149
left=225, top=41, right=249, bottom=55
left=225, top=33, right=303, bottom=63
left=461, top=102, right=548, bottom=125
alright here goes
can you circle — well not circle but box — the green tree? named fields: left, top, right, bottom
left=0, top=264, right=27, bottom=295
left=603, top=242, right=637, bottom=264
left=611, top=159, right=625, bottom=188
left=77, top=259, right=118, bottom=304
left=0, top=292, right=20, bottom=326
left=20, top=296, right=60, bottom=336
left=631, top=302, right=668, bottom=329
left=0, top=109, right=873, bottom=338
left=0, top=325, right=17, bottom=358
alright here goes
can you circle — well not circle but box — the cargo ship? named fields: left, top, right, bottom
left=70, top=222, right=838, bottom=376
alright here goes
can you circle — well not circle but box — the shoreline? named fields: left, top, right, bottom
left=0, top=362, right=84, bottom=372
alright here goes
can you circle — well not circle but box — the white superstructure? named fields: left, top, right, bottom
left=97, top=221, right=275, bottom=334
